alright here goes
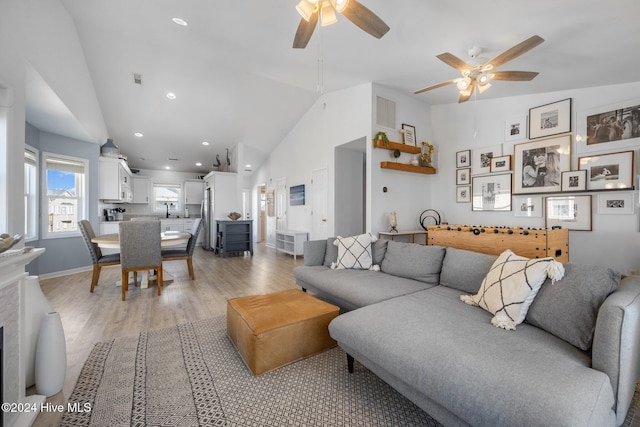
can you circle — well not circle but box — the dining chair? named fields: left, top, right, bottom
left=78, top=220, right=120, bottom=293
left=161, top=218, right=202, bottom=280
left=119, top=220, right=163, bottom=301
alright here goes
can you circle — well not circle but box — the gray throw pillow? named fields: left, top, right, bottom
left=380, top=241, right=445, bottom=285
left=440, top=247, right=498, bottom=294
left=525, top=263, right=621, bottom=351
left=372, top=239, right=388, bottom=265
left=323, top=237, right=338, bottom=267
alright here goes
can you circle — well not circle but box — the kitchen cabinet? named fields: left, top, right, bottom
left=132, top=176, right=150, bottom=204
left=99, top=157, right=133, bottom=202
left=160, top=219, right=184, bottom=232
left=184, top=180, right=204, bottom=205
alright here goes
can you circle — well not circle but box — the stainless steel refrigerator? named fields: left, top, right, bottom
left=202, top=172, right=237, bottom=251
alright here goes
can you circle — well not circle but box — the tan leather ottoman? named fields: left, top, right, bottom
left=227, top=289, right=340, bottom=376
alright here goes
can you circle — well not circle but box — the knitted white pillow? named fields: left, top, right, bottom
left=460, top=249, right=565, bottom=330
left=332, top=233, right=377, bottom=270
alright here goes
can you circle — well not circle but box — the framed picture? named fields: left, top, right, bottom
left=490, top=155, right=511, bottom=173
left=402, top=123, right=416, bottom=146
left=472, top=173, right=512, bottom=211
left=545, top=195, right=592, bottom=231
left=597, top=192, right=635, bottom=214
left=456, top=186, right=471, bottom=203
left=472, top=144, right=502, bottom=175
left=289, top=184, right=305, bottom=206
left=456, top=168, right=471, bottom=185
left=456, top=150, right=471, bottom=168
left=504, top=116, right=526, bottom=142
left=513, top=134, right=571, bottom=194
left=512, top=195, right=543, bottom=218
left=576, top=97, right=640, bottom=153
left=528, top=98, right=572, bottom=139
left=561, top=170, right=587, bottom=192
left=578, top=150, right=634, bottom=191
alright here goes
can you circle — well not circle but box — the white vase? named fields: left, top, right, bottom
left=35, top=311, right=67, bottom=397
left=23, top=276, right=53, bottom=388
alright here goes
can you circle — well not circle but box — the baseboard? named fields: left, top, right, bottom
left=39, top=265, right=93, bottom=280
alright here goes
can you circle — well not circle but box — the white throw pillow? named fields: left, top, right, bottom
left=332, top=233, right=377, bottom=270
left=460, top=249, right=564, bottom=330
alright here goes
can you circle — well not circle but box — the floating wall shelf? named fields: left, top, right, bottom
left=375, top=140, right=421, bottom=154
left=380, top=162, right=436, bottom=174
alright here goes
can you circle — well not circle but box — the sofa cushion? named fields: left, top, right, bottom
left=323, top=238, right=338, bottom=267
left=525, top=263, right=621, bottom=350
left=372, top=239, right=388, bottom=265
left=380, top=241, right=445, bottom=285
left=333, top=233, right=376, bottom=270
left=460, top=250, right=565, bottom=330
left=440, top=247, right=498, bottom=294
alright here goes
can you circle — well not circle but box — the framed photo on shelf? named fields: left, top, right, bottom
left=528, top=98, right=572, bottom=139
left=512, top=195, right=543, bottom=218
left=513, top=134, right=571, bottom=194
left=402, top=123, right=416, bottom=146
left=472, top=144, right=502, bottom=175
left=561, top=170, right=587, bottom=192
left=578, top=150, right=634, bottom=191
left=597, top=192, right=635, bottom=215
left=456, top=168, right=471, bottom=185
left=472, top=173, right=512, bottom=211
left=490, top=155, right=511, bottom=173
left=456, top=186, right=471, bottom=203
left=504, top=116, right=526, bottom=142
left=545, top=195, right=592, bottom=231
left=576, top=97, right=640, bottom=154
left=456, top=149, right=471, bottom=168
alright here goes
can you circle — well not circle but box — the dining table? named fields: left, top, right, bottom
left=91, top=230, right=191, bottom=289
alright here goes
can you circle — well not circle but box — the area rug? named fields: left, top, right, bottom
left=60, top=316, right=440, bottom=426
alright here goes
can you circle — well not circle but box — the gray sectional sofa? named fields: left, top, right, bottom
left=293, top=238, right=640, bottom=427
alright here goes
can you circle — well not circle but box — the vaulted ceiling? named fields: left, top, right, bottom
left=30, top=0, right=640, bottom=174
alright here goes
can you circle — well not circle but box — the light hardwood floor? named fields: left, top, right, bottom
left=31, top=243, right=302, bottom=426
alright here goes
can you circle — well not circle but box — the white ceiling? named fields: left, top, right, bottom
left=33, top=0, right=640, bottom=174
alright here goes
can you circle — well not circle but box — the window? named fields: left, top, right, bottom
left=42, top=152, right=88, bottom=239
left=153, top=183, right=181, bottom=213
left=24, top=146, right=38, bottom=241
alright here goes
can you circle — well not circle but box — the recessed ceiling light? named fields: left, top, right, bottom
left=196, top=162, right=202, bottom=166
left=165, top=166, right=171, bottom=170
left=171, top=17, right=188, bottom=26
left=166, top=92, right=176, bottom=100
left=134, top=132, right=143, bottom=137
left=202, top=141, right=210, bottom=146
left=245, top=164, right=252, bottom=168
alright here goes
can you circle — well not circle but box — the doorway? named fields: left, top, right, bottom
left=334, top=137, right=366, bottom=236
left=258, top=184, right=266, bottom=243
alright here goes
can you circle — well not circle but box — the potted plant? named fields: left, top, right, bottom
left=374, top=131, right=390, bottom=147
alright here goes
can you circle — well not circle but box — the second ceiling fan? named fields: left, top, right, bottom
left=414, top=35, right=545, bottom=103
left=293, top=0, right=390, bottom=49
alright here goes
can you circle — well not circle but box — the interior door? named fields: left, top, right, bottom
left=311, top=168, right=328, bottom=240
left=274, top=177, right=287, bottom=231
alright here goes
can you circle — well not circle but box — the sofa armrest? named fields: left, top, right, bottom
left=303, top=239, right=327, bottom=266
left=592, top=275, right=640, bottom=424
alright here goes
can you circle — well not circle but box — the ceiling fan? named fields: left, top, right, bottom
left=414, top=35, right=545, bottom=103
left=293, top=0, right=390, bottom=49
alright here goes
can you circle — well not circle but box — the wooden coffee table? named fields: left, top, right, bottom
left=226, top=289, right=340, bottom=376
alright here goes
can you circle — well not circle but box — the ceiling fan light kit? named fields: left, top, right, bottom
left=414, top=35, right=545, bottom=103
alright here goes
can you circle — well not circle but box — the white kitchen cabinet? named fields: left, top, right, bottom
left=99, top=157, right=132, bottom=202
left=184, top=180, right=204, bottom=205
left=132, top=176, right=150, bottom=204
left=160, top=219, right=184, bottom=232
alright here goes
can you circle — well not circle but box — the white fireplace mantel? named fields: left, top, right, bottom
left=0, top=247, right=46, bottom=427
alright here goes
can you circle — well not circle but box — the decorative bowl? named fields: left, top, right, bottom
left=228, top=212, right=242, bottom=221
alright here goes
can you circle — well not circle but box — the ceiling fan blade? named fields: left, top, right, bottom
left=436, top=53, right=473, bottom=72
left=491, top=71, right=539, bottom=81
left=458, top=81, right=476, bottom=103
left=414, top=79, right=457, bottom=95
left=341, top=0, right=390, bottom=39
left=293, top=13, right=319, bottom=49
left=485, top=35, right=544, bottom=69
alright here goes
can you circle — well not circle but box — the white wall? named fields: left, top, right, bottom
left=431, top=81, right=640, bottom=273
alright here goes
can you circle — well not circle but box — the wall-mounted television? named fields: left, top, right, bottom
left=290, top=184, right=305, bottom=206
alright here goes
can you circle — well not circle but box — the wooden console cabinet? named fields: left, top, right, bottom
left=427, top=225, right=569, bottom=262
left=216, top=220, right=253, bottom=257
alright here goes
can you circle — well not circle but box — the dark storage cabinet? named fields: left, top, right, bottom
left=216, top=220, right=253, bottom=257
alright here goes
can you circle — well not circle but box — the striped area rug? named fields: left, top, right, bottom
left=60, top=316, right=439, bottom=426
